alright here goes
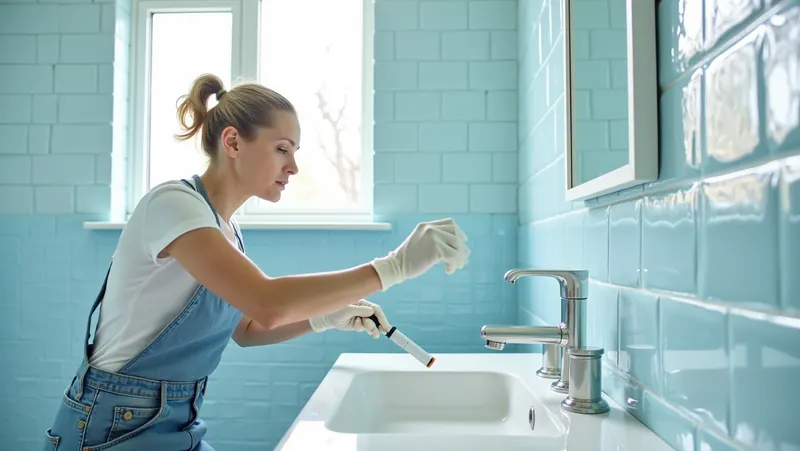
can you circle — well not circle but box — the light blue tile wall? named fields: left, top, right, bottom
left=519, top=0, right=800, bottom=450
left=0, top=0, right=518, bottom=449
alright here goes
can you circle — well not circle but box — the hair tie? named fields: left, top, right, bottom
left=215, top=89, right=227, bottom=101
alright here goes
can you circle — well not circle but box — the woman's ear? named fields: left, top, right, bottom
left=221, top=126, right=239, bottom=156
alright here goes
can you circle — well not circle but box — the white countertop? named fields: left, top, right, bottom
left=275, top=353, right=672, bottom=451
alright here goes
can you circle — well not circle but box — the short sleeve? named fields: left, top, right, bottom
left=140, top=183, right=220, bottom=263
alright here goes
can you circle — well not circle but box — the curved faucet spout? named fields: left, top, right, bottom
left=504, top=269, right=589, bottom=300
left=481, top=325, right=568, bottom=346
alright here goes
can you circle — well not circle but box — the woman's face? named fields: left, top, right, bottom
left=225, top=110, right=301, bottom=203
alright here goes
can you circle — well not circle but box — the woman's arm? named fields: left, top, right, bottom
left=164, top=227, right=384, bottom=330
left=231, top=316, right=312, bottom=347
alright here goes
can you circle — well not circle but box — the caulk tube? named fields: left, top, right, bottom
left=368, top=314, right=436, bottom=368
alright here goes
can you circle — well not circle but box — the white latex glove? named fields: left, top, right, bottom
left=370, top=218, right=470, bottom=291
left=308, top=299, right=392, bottom=339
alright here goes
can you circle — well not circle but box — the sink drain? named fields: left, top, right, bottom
left=528, top=407, right=536, bottom=430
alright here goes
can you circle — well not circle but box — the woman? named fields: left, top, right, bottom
left=43, top=73, right=470, bottom=451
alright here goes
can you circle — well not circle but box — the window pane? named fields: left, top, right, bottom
left=257, top=0, right=365, bottom=212
left=147, top=12, right=232, bottom=191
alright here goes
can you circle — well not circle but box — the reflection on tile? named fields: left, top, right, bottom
left=703, top=27, right=765, bottom=174
left=642, top=184, right=698, bottom=295
left=602, top=367, right=646, bottom=419
left=531, top=215, right=566, bottom=269
left=584, top=206, right=609, bottom=282
left=657, top=68, right=702, bottom=184
left=660, top=295, right=728, bottom=435
left=729, top=309, right=800, bottom=450
left=618, top=288, right=661, bottom=394
left=699, top=163, right=780, bottom=309
left=705, top=0, right=762, bottom=50
left=564, top=210, right=585, bottom=270
left=657, top=0, right=704, bottom=87
left=642, top=391, right=697, bottom=451
left=763, top=3, right=800, bottom=154
left=780, top=157, right=800, bottom=314
left=587, top=281, right=619, bottom=365
left=609, top=199, right=641, bottom=287
left=523, top=2, right=800, bottom=450
left=696, top=428, right=744, bottom=451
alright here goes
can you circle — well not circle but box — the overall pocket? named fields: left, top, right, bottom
left=81, top=389, right=164, bottom=451
left=43, top=428, right=60, bottom=451
left=45, top=388, right=95, bottom=451
left=107, top=405, right=160, bottom=442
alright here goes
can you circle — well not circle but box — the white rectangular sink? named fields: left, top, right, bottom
left=326, top=369, right=561, bottom=438
left=275, top=353, right=676, bottom=451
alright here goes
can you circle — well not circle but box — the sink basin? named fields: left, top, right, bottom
left=326, top=369, right=562, bottom=438
left=276, top=354, right=676, bottom=451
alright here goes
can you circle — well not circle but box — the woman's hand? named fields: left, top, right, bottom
left=308, top=299, right=392, bottom=339
left=370, top=218, right=470, bottom=291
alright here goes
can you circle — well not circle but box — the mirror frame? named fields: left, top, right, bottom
left=564, top=0, right=659, bottom=202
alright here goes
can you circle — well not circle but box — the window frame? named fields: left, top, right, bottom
left=128, top=0, right=375, bottom=225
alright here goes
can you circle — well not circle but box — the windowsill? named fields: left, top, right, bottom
left=82, top=220, right=393, bottom=231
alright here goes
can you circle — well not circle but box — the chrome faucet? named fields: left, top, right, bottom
left=481, top=269, right=609, bottom=415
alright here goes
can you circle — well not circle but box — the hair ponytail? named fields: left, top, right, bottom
left=172, top=73, right=296, bottom=160
left=174, top=74, right=225, bottom=144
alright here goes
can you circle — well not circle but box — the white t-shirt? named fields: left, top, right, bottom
left=88, top=178, right=242, bottom=373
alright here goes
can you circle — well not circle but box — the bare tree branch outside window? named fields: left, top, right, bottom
left=312, top=44, right=361, bottom=204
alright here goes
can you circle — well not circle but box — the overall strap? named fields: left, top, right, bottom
left=180, top=175, right=245, bottom=253
left=83, top=264, right=111, bottom=362
left=81, top=177, right=245, bottom=366
left=180, top=177, right=220, bottom=227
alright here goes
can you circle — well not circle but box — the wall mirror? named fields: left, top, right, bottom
left=564, top=0, right=659, bottom=202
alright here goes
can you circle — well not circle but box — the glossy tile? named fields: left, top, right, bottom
left=704, top=0, right=762, bottom=51
left=656, top=67, right=702, bottom=185
left=618, top=288, right=661, bottom=394
left=641, top=184, right=698, bottom=295
left=521, top=2, right=800, bottom=450
left=696, top=428, right=746, bottom=451
left=657, top=0, right=704, bottom=88
left=762, top=2, right=800, bottom=155
left=586, top=281, right=619, bottom=365
left=525, top=278, right=564, bottom=326
left=729, top=308, right=800, bottom=450
left=584, top=206, right=609, bottom=282
left=660, top=294, right=729, bottom=435
left=602, top=366, right=646, bottom=419
left=779, top=156, right=800, bottom=314
left=641, top=391, right=697, bottom=451
left=698, top=163, right=780, bottom=309
left=608, top=199, right=641, bottom=287
left=531, top=216, right=567, bottom=268
left=703, top=26, right=766, bottom=175
left=564, top=210, right=585, bottom=270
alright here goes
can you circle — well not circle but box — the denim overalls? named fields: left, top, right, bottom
left=44, top=175, right=245, bottom=451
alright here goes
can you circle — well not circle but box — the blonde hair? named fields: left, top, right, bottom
left=174, top=73, right=296, bottom=159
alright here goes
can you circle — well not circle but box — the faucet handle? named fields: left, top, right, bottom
left=503, top=269, right=588, bottom=300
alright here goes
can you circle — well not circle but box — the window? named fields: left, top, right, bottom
left=129, top=0, right=374, bottom=224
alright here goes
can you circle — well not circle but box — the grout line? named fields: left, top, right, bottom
left=517, top=152, right=564, bottom=191
left=524, top=204, right=586, bottom=226
left=724, top=306, right=735, bottom=439
left=519, top=306, right=549, bottom=327
left=520, top=148, right=800, bottom=216
left=602, top=358, right=746, bottom=449
left=591, top=279, right=800, bottom=321
left=657, top=2, right=785, bottom=94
